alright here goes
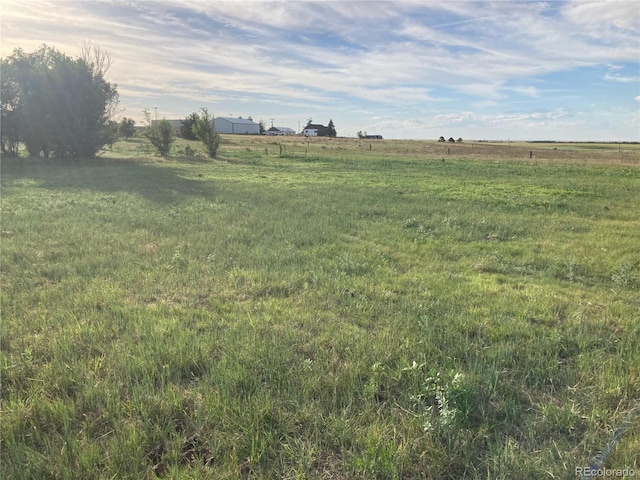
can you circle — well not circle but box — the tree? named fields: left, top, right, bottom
left=180, top=112, right=199, bottom=140
left=327, top=119, right=337, bottom=137
left=52, top=42, right=119, bottom=157
left=192, top=107, right=220, bottom=158
left=104, top=120, right=120, bottom=148
left=5, top=47, right=56, bottom=157
left=259, top=119, right=266, bottom=135
left=81, top=42, right=119, bottom=122
left=119, top=117, right=136, bottom=138
left=0, top=44, right=119, bottom=158
left=144, top=109, right=175, bottom=157
left=357, top=130, right=367, bottom=139
left=0, top=57, right=21, bottom=156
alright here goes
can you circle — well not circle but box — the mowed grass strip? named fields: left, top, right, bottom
left=1, top=139, right=639, bottom=479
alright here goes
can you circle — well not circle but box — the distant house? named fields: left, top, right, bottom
left=363, top=134, right=383, bottom=140
left=303, top=123, right=329, bottom=137
left=213, top=117, right=260, bottom=134
left=265, top=126, right=296, bottom=136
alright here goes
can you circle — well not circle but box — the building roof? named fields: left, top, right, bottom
left=216, top=117, right=258, bottom=125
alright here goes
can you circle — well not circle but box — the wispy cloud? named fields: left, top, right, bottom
left=604, top=65, right=640, bottom=83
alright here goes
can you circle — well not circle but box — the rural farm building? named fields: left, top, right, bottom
left=213, top=117, right=260, bottom=134
left=303, top=123, right=329, bottom=137
left=265, top=126, right=296, bottom=136
left=151, top=119, right=182, bottom=134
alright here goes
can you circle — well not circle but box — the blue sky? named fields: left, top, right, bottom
left=2, top=0, right=639, bottom=140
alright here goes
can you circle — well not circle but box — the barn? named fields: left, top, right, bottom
left=151, top=119, right=182, bottom=134
left=213, top=117, right=260, bottom=135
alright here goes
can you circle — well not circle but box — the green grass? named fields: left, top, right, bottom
left=2, top=137, right=639, bottom=479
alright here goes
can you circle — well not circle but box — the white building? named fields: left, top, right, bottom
left=265, top=126, right=296, bottom=136
left=303, top=123, right=329, bottom=137
left=151, top=119, right=182, bottom=134
left=213, top=117, right=260, bottom=135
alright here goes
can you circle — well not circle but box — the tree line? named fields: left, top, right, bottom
left=1, top=44, right=119, bottom=158
left=1, top=44, right=326, bottom=159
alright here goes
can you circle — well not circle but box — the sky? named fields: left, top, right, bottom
left=1, top=0, right=639, bottom=141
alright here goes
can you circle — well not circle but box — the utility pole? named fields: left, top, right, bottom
left=270, top=118, right=274, bottom=128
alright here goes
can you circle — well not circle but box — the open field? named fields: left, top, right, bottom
left=1, top=136, right=639, bottom=478
left=213, top=135, right=640, bottom=166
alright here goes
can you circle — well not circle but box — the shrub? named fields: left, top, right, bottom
left=180, top=113, right=199, bottom=140
left=144, top=111, right=175, bottom=157
left=119, top=117, right=136, bottom=138
left=192, top=108, right=220, bottom=158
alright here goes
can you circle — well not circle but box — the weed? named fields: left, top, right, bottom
left=406, top=367, right=474, bottom=432
left=611, top=259, right=639, bottom=287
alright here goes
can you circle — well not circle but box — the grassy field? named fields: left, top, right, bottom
left=1, top=136, right=639, bottom=479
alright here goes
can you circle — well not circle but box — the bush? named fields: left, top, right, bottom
left=119, top=117, right=136, bottom=138
left=192, top=108, right=220, bottom=158
left=180, top=113, right=199, bottom=140
left=144, top=111, right=175, bottom=157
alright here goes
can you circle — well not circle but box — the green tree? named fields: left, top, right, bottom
left=144, top=109, right=175, bottom=157
left=192, top=107, right=220, bottom=158
left=119, top=117, right=136, bottom=138
left=0, top=44, right=119, bottom=158
left=0, top=58, right=22, bottom=156
left=327, top=119, right=337, bottom=137
left=259, top=119, right=266, bottom=135
left=180, top=112, right=199, bottom=140
left=104, top=120, right=120, bottom=148
left=4, top=47, right=54, bottom=157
